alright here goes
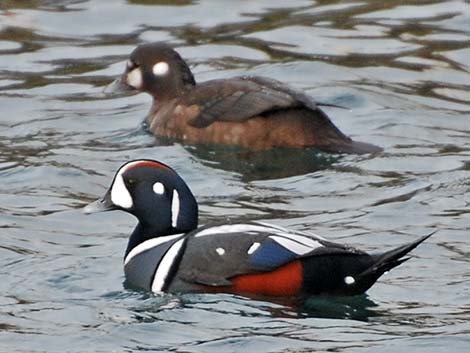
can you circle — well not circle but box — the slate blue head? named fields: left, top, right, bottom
left=84, top=160, right=198, bottom=240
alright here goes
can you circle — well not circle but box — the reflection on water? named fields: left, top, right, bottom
left=0, top=0, right=469, bottom=352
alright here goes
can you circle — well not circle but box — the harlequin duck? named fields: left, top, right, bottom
left=84, top=159, right=431, bottom=297
left=106, top=42, right=382, bottom=154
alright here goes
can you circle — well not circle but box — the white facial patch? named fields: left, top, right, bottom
left=109, top=160, right=144, bottom=210
left=126, top=67, right=143, bottom=88
left=153, top=182, right=165, bottom=195
left=344, top=276, right=355, bottom=285
left=171, top=189, right=180, bottom=228
left=152, top=61, right=169, bottom=76
left=110, top=173, right=133, bottom=209
left=216, top=247, right=225, bottom=256
left=126, top=60, right=134, bottom=70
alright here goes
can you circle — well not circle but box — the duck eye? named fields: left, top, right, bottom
left=126, top=178, right=136, bottom=187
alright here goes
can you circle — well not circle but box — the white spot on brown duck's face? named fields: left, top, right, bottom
left=152, top=61, right=170, bottom=76
left=126, top=67, right=143, bottom=89
left=216, top=247, right=225, bottom=256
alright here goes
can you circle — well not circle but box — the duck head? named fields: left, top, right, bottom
left=105, top=42, right=196, bottom=100
left=84, top=159, right=198, bottom=237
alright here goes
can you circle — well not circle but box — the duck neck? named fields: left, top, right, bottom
left=124, top=223, right=175, bottom=258
left=124, top=219, right=198, bottom=259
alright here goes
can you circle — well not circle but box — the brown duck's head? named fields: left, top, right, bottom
left=105, top=42, right=196, bottom=100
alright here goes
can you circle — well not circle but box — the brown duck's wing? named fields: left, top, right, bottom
left=185, top=76, right=319, bottom=128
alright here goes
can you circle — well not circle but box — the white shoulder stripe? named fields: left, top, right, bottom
left=124, top=233, right=183, bottom=266
left=256, top=221, right=327, bottom=241
left=152, top=238, right=185, bottom=293
left=194, top=223, right=323, bottom=252
left=195, top=224, right=281, bottom=238
left=274, top=232, right=322, bottom=249
left=269, top=235, right=314, bottom=255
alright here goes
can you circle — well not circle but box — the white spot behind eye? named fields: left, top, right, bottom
left=171, top=189, right=180, bottom=228
left=153, top=182, right=165, bottom=195
left=344, top=276, right=355, bottom=285
left=152, top=61, right=169, bottom=76
left=111, top=174, right=133, bottom=209
left=216, top=247, right=225, bottom=256
left=126, top=68, right=143, bottom=88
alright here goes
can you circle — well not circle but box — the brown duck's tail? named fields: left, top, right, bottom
left=314, top=107, right=383, bottom=155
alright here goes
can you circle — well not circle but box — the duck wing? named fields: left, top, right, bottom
left=185, top=76, right=321, bottom=128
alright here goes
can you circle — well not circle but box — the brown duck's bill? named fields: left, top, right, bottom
left=103, top=76, right=135, bottom=94
left=83, top=191, right=117, bottom=214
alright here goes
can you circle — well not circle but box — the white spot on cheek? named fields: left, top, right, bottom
left=126, top=60, right=134, bottom=69
left=126, top=68, right=143, bottom=88
left=153, top=182, right=165, bottom=195
left=247, top=242, right=260, bottom=255
left=216, top=247, right=225, bottom=256
left=344, top=276, right=355, bottom=285
left=111, top=174, right=133, bottom=209
left=171, top=189, right=180, bottom=228
left=152, top=61, right=169, bottom=76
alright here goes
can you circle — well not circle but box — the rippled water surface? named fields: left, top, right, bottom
left=1, top=0, right=470, bottom=352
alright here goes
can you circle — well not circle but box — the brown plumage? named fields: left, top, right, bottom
left=107, top=42, right=381, bottom=154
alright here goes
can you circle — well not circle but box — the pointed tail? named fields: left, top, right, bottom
left=359, top=231, right=435, bottom=281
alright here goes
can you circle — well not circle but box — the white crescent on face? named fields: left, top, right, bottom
left=126, top=67, right=143, bottom=89
left=109, top=161, right=142, bottom=209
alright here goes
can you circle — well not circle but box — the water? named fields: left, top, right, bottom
left=0, top=0, right=469, bottom=352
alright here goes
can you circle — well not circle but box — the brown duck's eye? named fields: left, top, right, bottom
left=126, top=178, right=136, bottom=186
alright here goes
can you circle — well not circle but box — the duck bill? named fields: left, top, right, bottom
left=103, top=76, right=135, bottom=94
left=83, top=191, right=117, bottom=214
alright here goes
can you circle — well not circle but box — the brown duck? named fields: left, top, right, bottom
left=106, top=42, right=381, bottom=154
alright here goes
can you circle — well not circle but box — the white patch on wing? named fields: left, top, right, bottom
left=171, top=190, right=180, bottom=228
left=247, top=242, right=260, bottom=255
left=152, top=238, right=185, bottom=293
left=124, top=233, right=183, bottom=266
left=126, top=67, right=143, bottom=88
left=269, top=235, right=314, bottom=255
left=216, top=247, right=225, bottom=256
left=344, top=276, right=355, bottom=285
left=152, top=61, right=169, bottom=76
left=153, top=182, right=165, bottom=195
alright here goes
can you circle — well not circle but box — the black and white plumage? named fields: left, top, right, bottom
left=84, top=159, right=432, bottom=297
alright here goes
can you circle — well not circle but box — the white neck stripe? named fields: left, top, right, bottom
left=124, top=233, right=183, bottom=266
